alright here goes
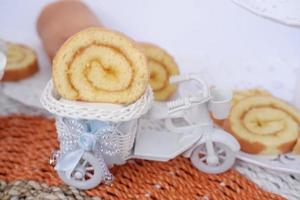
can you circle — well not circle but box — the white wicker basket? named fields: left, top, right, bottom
left=40, top=80, right=153, bottom=122
left=41, top=80, right=153, bottom=160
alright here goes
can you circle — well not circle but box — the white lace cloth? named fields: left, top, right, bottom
left=232, top=0, right=300, bottom=27
left=0, top=90, right=299, bottom=199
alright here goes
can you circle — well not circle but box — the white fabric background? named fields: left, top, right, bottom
left=1, top=0, right=300, bottom=59
left=1, top=0, right=300, bottom=107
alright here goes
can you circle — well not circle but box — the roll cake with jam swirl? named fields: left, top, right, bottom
left=52, top=28, right=149, bottom=104
left=139, top=43, right=179, bottom=101
left=2, top=43, right=38, bottom=81
left=224, top=92, right=300, bottom=155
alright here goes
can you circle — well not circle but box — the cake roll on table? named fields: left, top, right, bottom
left=222, top=89, right=300, bottom=155
left=1, top=43, right=38, bottom=81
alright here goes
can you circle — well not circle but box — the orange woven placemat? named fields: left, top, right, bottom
left=0, top=115, right=284, bottom=200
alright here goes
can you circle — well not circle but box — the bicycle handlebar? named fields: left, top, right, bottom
left=167, top=74, right=210, bottom=114
left=170, top=74, right=208, bottom=96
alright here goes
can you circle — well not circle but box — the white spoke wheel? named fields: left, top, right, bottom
left=191, top=142, right=236, bottom=174
left=57, top=152, right=103, bottom=189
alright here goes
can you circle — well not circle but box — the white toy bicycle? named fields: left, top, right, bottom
left=136, top=74, right=240, bottom=173
left=41, top=73, right=240, bottom=190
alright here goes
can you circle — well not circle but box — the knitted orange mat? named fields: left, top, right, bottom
left=0, top=116, right=284, bottom=200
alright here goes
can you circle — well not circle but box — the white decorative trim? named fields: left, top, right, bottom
left=237, top=152, right=300, bottom=175
left=232, top=0, right=300, bottom=27
left=40, top=80, right=153, bottom=122
left=235, top=161, right=300, bottom=200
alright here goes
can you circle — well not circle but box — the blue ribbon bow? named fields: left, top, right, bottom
left=54, top=118, right=118, bottom=181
